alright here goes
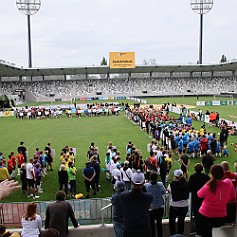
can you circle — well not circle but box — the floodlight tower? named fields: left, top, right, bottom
left=190, top=0, right=213, bottom=64
left=16, top=0, right=41, bottom=68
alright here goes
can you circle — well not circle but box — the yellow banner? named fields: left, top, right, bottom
left=109, top=52, right=135, bottom=69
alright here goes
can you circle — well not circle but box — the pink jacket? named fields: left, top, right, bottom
left=197, top=178, right=236, bottom=218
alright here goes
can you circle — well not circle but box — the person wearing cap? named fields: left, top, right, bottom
left=144, top=172, right=166, bottom=237
left=120, top=170, right=153, bottom=237
left=112, top=163, right=122, bottom=191
left=188, top=163, right=210, bottom=234
left=111, top=181, right=126, bottom=237
left=121, top=161, right=132, bottom=190
left=167, top=169, right=189, bottom=236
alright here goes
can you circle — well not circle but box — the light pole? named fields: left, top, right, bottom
left=16, top=0, right=41, bottom=68
left=190, top=0, right=213, bottom=64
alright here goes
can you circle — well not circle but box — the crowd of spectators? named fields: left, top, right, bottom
left=0, top=76, right=237, bottom=98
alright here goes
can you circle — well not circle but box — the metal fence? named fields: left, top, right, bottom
left=0, top=194, right=191, bottom=227
left=0, top=198, right=112, bottom=226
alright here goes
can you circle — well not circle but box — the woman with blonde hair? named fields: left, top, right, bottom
left=21, top=202, right=42, bottom=237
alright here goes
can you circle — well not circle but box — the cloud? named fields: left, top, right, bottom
left=0, top=0, right=237, bottom=67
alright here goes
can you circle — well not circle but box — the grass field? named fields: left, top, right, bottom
left=2, top=96, right=237, bottom=202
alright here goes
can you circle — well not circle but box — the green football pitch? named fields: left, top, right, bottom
left=1, top=96, right=237, bottom=202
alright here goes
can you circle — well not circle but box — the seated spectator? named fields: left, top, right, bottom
left=0, top=225, right=20, bottom=237
left=42, top=228, right=59, bottom=237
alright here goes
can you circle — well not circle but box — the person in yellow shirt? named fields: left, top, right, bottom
left=64, top=157, right=69, bottom=167
left=200, top=127, right=205, bottom=136
left=69, top=152, right=75, bottom=164
left=165, top=153, right=173, bottom=183
left=0, top=160, right=9, bottom=182
left=59, top=152, right=66, bottom=164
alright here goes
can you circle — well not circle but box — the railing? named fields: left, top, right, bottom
left=0, top=198, right=112, bottom=226
left=101, top=203, right=112, bottom=227
left=0, top=195, right=174, bottom=226
left=3, top=193, right=235, bottom=228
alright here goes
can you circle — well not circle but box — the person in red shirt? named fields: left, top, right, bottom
left=221, top=161, right=237, bottom=188
left=7, top=155, right=14, bottom=179
left=10, top=152, right=16, bottom=170
left=145, top=151, right=157, bottom=181
left=16, top=151, right=24, bottom=176
left=221, top=161, right=237, bottom=223
left=200, top=135, right=208, bottom=157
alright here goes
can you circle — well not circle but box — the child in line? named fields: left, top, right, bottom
left=165, top=153, right=173, bottom=183
left=20, top=163, right=27, bottom=194
left=222, top=145, right=229, bottom=157
left=35, top=163, right=43, bottom=194
left=216, top=139, right=221, bottom=157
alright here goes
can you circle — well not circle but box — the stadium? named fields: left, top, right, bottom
left=1, top=1, right=237, bottom=237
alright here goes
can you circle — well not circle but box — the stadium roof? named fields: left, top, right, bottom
left=1, top=61, right=237, bottom=78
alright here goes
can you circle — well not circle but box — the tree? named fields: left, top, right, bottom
left=220, top=55, right=227, bottom=63
left=100, top=57, right=107, bottom=66
left=142, top=58, right=157, bottom=66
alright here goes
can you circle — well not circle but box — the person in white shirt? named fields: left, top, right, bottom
left=26, top=158, right=39, bottom=199
left=121, top=161, right=133, bottom=190
left=112, top=163, right=122, bottom=190
left=21, top=202, right=42, bottom=237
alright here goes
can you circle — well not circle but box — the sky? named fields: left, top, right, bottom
left=0, top=0, right=237, bottom=68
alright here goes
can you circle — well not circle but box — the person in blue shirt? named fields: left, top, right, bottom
left=216, top=139, right=221, bottom=157
left=222, top=145, right=229, bottom=157
left=187, top=141, right=195, bottom=158
left=178, top=138, right=183, bottom=160
left=185, top=116, right=192, bottom=126
left=175, top=134, right=180, bottom=147
left=82, top=161, right=96, bottom=199
left=145, top=172, right=166, bottom=237
left=182, top=133, right=189, bottom=148
left=194, top=140, right=200, bottom=158
left=178, top=114, right=183, bottom=123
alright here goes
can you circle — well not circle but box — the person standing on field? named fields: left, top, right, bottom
left=18, top=141, right=27, bottom=162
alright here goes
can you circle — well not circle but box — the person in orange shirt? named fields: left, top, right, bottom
left=16, top=151, right=24, bottom=176
left=10, top=152, right=16, bottom=170
left=7, top=155, right=14, bottom=180
left=145, top=151, right=157, bottom=181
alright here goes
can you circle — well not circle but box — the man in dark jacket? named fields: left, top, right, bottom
left=111, top=181, right=126, bottom=237
left=188, top=163, right=210, bottom=234
left=120, top=170, right=153, bottom=237
left=202, top=150, right=214, bottom=175
left=45, top=190, right=79, bottom=237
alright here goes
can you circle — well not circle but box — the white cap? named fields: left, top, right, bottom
left=174, top=169, right=183, bottom=177
left=131, top=170, right=145, bottom=185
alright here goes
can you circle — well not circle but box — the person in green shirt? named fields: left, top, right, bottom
left=67, top=162, right=77, bottom=198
